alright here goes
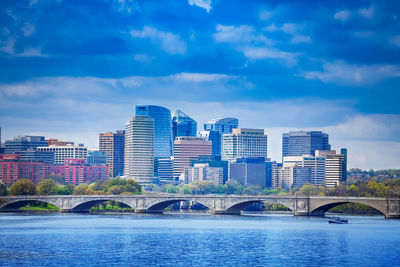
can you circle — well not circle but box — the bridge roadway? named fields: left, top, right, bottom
left=0, top=194, right=399, bottom=218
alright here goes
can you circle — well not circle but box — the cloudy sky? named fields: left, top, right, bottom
left=1, top=0, right=400, bottom=169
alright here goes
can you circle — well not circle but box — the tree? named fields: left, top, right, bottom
left=89, top=181, right=106, bottom=192
left=10, top=179, right=37, bottom=195
left=0, top=183, right=8, bottom=196
left=46, top=173, right=65, bottom=185
left=38, top=179, right=58, bottom=195
left=72, top=184, right=89, bottom=195
left=108, top=185, right=124, bottom=195
left=126, top=179, right=142, bottom=193
left=57, top=184, right=75, bottom=195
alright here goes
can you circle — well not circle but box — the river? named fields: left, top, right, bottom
left=0, top=213, right=399, bottom=266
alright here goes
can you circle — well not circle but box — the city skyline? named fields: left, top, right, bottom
left=1, top=0, right=400, bottom=170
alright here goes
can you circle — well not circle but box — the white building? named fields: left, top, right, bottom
left=124, top=116, right=155, bottom=185
left=316, top=150, right=345, bottom=187
left=37, top=144, right=87, bottom=164
left=184, top=163, right=223, bottom=184
left=222, top=128, right=268, bottom=163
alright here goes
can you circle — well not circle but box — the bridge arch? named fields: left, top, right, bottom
left=146, top=198, right=211, bottom=213
left=224, top=199, right=295, bottom=214
left=0, top=199, right=61, bottom=211
left=310, top=199, right=386, bottom=216
left=70, top=199, right=134, bottom=213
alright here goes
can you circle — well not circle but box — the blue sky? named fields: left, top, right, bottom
left=1, top=0, right=400, bottom=169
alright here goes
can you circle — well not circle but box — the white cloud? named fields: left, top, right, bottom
left=113, top=0, right=139, bottom=14
left=131, top=26, right=187, bottom=55
left=171, top=73, right=230, bottom=82
left=0, top=38, right=15, bottom=54
left=242, top=47, right=298, bottom=66
left=188, top=0, right=211, bottom=13
left=263, top=23, right=304, bottom=35
left=213, top=25, right=273, bottom=45
left=22, top=23, right=35, bottom=37
left=359, top=6, right=375, bottom=19
left=133, top=54, right=150, bottom=63
left=302, top=61, right=400, bottom=86
left=390, top=35, right=400, bottom=47
left=18, top=48, right=48, bottom=57
left=291, top=35, right=311, bottom=44
left=334, top=10, right=351, bottom=21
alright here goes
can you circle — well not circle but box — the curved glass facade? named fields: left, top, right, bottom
left=135, top=105, right=173, bottom=158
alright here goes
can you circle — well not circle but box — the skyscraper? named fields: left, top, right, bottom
left=173, top=137, right=212, bottom=179
left=5, top=136, right=48, bottom=154
left=99, top=130, right=125, bottom=177
left=172, top=109, right=197, bottom=140
left=37, top=144, right=87, bottom=164
left=341, top=148, right=347, bottom=182
left=201, top=118, right=238, bottom=156
left=124, top=116, right=155, bottom=185
left=282, top=131, right=330, bottom=159
left=135, top=105, right=172, bottom=158
left=222, top=128, right=267, bottom=163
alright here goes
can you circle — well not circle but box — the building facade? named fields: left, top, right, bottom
left=184, top=163, right=224, bottom=185
left=99, top=130, right=125, bottom=177
left=37, top=144, right=88, bottom=164
left=124, top=116, right=155, bottom=185
left=5, top=136, right=48, bottom=154
left=172, top=109, right=197, bottom=140
left=283, top=155, right=326, bottom=187
left=86, top=150, right=107, bottom=166
left=135, top=105, right=172, bottom=158
left=282, top=131, right=330, bottom=159
left=222, top=128, right=268, bottom=163
left=229, top=157, right=267, bottom=187
left=173, top=137, right=212, bottom=179
left=201, top=118, right=238, bottom=157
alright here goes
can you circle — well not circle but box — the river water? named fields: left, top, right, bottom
left=0, top=213, right=399, bottom=266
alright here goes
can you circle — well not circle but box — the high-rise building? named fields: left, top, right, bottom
left=222, top=128, right=268, bottom=163
left=16, top=149, right=54, bottom=164
left=282, top=131, right=330, bottom=159
left=99, top=130, right=125, bottom=177
left=271, top=162, right=283, bottom=189
left=184, top=163, right=224, bottom=185
left=124, top=116, right=155, bottom=185
left=157, top=157, right=174, bottom=183
left=135, top=105, right=172, bottom=158
left=173, top=137, right=212, bottom=179
left=341, top=148, right=347, bottom=181
left=315, top=150, right=345, bottom=187
left=283, top=155, right=326, bottom=186
left=5, top=136, right=48, bottom=154
left=229, top=157, right=267, bottom=187
left=172, top=109, right=197, bottom=140
left=201, top=118, right=238, bottom=156
left=86, top=149, right=107, bottom=166
left=37, top=144, right=88, bottom=164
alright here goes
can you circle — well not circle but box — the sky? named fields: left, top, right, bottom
left=0, top=0, right=400, bottom=170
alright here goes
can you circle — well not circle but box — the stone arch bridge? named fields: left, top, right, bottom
left=0, top=195, right=399, bottom=218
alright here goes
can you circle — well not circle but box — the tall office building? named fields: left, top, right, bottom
left=283, top=155, right=326, bottom=187
left=172, top=109, right=197, bottom=140
left=230, top=157, right=267, bottom=187
left=124, top=116, right=155, bottom=185
left=37, top=144, right=87, bottom=164
left=5, top=136, right=48, bottom=154
left=184, top=163, right=224, bottom=185
left=86, top=149, right=107, bottom=166
left=282, top=131, right=330, bottom=159
left=190, top=155, right=229, bottom=184
left=135, top=105, right=172, bottom=158
left=222, top=128, right=268, bottom=163
left=201, top=118, right=238, bottom=156
left=99, top=130, right=125, bottom=177
left=315, top=150, right=345, bottom=187
left=173, top=137, right=212, bottom=179
left=157, top=157, right=174, bottom=183
left=341, top=148, right=347, bottom=181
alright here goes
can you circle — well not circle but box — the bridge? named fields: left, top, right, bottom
left=0, top=194, right=399, bottom=218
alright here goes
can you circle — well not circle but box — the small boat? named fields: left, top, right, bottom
left=328, top=216, right=348, bottom=224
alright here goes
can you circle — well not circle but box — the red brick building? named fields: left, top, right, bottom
left=0, top=154, right=46, bottom=186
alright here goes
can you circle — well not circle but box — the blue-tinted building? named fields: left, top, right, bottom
left=229, top=157, right=266, bottom=187
left=86, top=150, right=107, bottom=165
left=201, top=118, right=238, bottom=157
left=5, top=135, right=48, bottom=154
left=172, top=109, right=197, bottom=140
left=190, top=155, right=229, bottom=184
left=282, top=131, right=330, bottom=159
left=135, top=105, right=173, bottom=158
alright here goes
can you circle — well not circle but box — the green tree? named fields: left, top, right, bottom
left=108, top=185, right=124, bottom=195
left=0, top=183, right=8, bottom=196
left=72, top=184, right=89, bottom=195
left=9, top=179, right=37, bottom=195
left=38, top=179, right=58, bottom=195
left=126, top=179, right=142, bottom=193
left=46, top=173, right=65, bottom=185
left=89, top=181, right=106, bottom=192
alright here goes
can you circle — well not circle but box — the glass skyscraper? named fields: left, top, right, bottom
left=172, top=109, right=197, bottom=140
left=135, top=105, right=173, bottom=158
left=282, top=131, right=331, bottom=159
left=200, top=118, right=238, bottom=156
